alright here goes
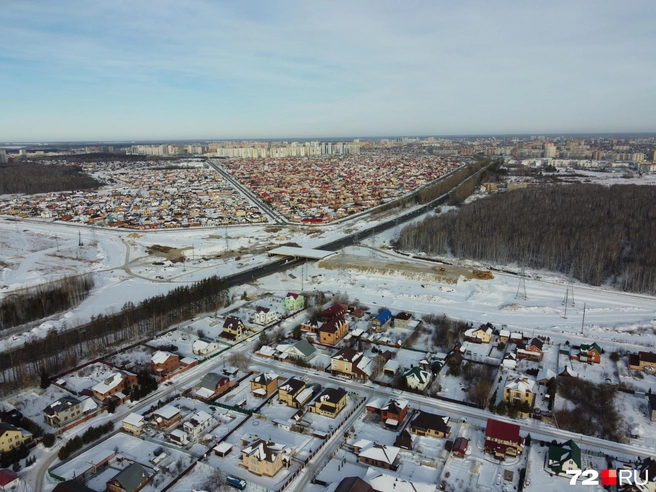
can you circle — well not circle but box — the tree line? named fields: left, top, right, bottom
left=0, top=274, right=95, bottom=329
left=0, top=162, right=101, bottom=194
left=396, top=184, right=656, bottom=294
left=0, top=275, right=229, bottom=395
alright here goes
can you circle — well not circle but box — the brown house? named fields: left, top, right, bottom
left=409, top=411, right=451, bottom=439
left=331, top=347, right=373, bottom=380
left=484, top=419, right=524, bottom=460
left=221, top=315, right=245, bottom=341
left=629, top=351, right=656, bottom=373
left=517, top=338, right=543, bottom=362
left=150, top=351, right=179, bottom=376
left=92, top=371, right=138, bottom=401
left=308, top=387, right=347, bottom=418
left=318, top=317, right=349, bottom=345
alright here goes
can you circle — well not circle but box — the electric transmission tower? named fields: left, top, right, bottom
left=515, top=266, right=527, bottom=300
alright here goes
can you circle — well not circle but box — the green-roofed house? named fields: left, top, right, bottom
left=404, top=367, right=432, bottom=392
left=577, top=342, right=603, bottom=364
left=106, top=463, right=153, bottom=492
left=548, top=440, right=581, bottom=477
left=285, top=339, right=317, bottom=361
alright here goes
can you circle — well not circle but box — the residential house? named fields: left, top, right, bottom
left=383, top=359, right=400, bottom=378
left=517, top=338, right=544, bottom=361
left=44, top=396, right=97, bottom=428
left=575, top=342, right=602, bottom=364
left=92, top=371, right=137, bottom=401
left=393, top=312, right=412, bottom=329
left=308, top=387, right=347, bottom=418
left=484, top=419, right=524, bottom=459
left=220, top=316, right=245, bottom=341
left=192, top=339, right=219, bottom=355
left=404, top=367, right=432, bottom=391
left=300, top=319, right=319, bottom=333
left=353, top=440, right=400, bottom=470
left=106, top=462, right=153, bottom=492
left=152, top=405, right=182, bottom=428
left=464, top=326, right=493, bottom=344
left=503, top=375, right=536, bottom=407
left=240, top=438, right=291, bottom=477
left=322, top=304, right=346, bottom=320
left=452, top=437, right=469, bottom=458
left=502, top=353, right=518, bottom=369
left=499, top=330, right=510, bottom=343
left=318, top=317, right=349, bottom=345
left=283, top=339, right=317, bottom=361
left=371, top=309, right=393, bottom=332
left=150, top=351, right=179, bottom=376
left=394, top=429, right=413, bottom=450
left=183, top=411, right=213, bottom=440
left=254, top=307, right=278, bottom=326
left=251, top=372, right=278, bottom=398
left=121, top=413, right=145, bottom=436
left=629, top=352, right=656, bottom=373
left=196, top=372, right=232, bottom=400
left=536, top=367, right=557, bottom=386
left=382, top=399, right=409, bottom=428
left=0, top=469, right=19, bottom=491
left=548, top=440, right=582, bottom=477
left=278, top=377, right=314, bottom=408
left=169, top=429, right=189, bottom=446
left=52, top=481, right=96, bottom=492
left=284, top=292, right=305, bottom=312
left=331, top=347, right=373, bottom=380
left=409, top=411, right=451, bottom=439
left=648, top=394, right=656, bottom=422
left=334, top=477, right=374, bottom=492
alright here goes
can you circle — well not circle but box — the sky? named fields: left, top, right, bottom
left=1, top=1, right=655, bottom=142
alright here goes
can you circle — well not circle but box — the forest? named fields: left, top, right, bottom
left=0, top=274, right=95, bottom=329
left=395, top=183, right=656, bottom=294
left=0, top=275, right=229, bottom=394
left=0, top=162, right=101, bottom=194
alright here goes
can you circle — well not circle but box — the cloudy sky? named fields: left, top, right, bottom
left=1, top=1, right=655, bottom=141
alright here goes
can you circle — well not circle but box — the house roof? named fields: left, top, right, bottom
left=223, top=315, right=242, bottom=330
left=151, top=350, right=176, bottom=365
left=323, top=304, right=346, bottom=319
left=639, top=351, right=656, bottom=363
left=374, top=309, right=393, bottom=325
left=549, top=440, right=581, bottom=470
left=529, top=338, right=544, bottom=350
left=279, top=377, right=305, bottom=395
left=0, top=469, right=18, bottom=487
left=382, top=398, right=408, bottom=415
left=0, top=423, right=21, bottom=438
left=200, top=372, right=225, bottom=390
left=52, top=481, right=96, bottom=492
left=44, top=395, right=81, bottom=416
left=404, top=366, right=431, bottom=384
left=315, top=387, right=346, bottom=405
left=253, top=372, right=278, bottom=385
left=256, top=306, right=270, bottom=314
left=411, top=411, right=450, bottom=434
left=185, top=410, right=212, bottom=428
left=108, top=463, right=152, bottom=492
left=505, top=376, right=536, bottom=394
left=579, top=342, right=602, bottom=354
left=153, top=405, right=180, bottom=420
left=394, top=312, right=412, bottom=321
left=334, top=476, right=374, bottom=492
left=485, top=419, right=522, bottom=445
left=242, top=438, right=287, bottom=463
left=355, top=440, right=400, bottom=465
left=319, top=317, right=347, bottom=334
left=285, top=292, right=299, bottom=299
left=122, top=413, right=145, bottom=427
left=537, top=367, right=556, bottom=382
left=92, top=372, right=127, bottom=394
left=289, top=339, right=316, bottom=358
left=453, top=437, right=469, bottom=454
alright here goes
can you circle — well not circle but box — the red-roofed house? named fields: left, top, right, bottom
left=484, top=419, right=524, bottom=460
left=322, top=304, right=346, bottom=320
left=318, top=317, right=349, bottom=345
left=0, top=469, right=19, bottom=491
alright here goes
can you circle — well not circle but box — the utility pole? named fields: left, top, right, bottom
left=563, top=289, right=568, bottom=319
left=581, top=302, right=586, bottom=335
left=516, top=265, right=527, bottom=300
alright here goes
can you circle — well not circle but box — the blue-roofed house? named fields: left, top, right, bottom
left=371, top=309, right=393, bottom=332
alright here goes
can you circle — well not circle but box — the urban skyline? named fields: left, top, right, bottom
left=1, top=1, right=655, bottom=141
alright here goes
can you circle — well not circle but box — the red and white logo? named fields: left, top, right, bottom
left=566, top=469, right=647, bottom=487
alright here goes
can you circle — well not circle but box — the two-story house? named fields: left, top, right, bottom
left=278, top=377, right=314, bottom=408
left=353, top=440, right=400, bottom=470
left=0, top=423, right=32, bottom=453
left=150, top=351, right=180, bottom=376
left=121, top=413, right=145, bottom=436
left=284, top=292, right=305, bottom=312
left=240, top=438, right=291, bottom=477
left=251, top=372, right=278, bottom=398
left=308, top=387, right=347, bottom=418
left=371, top=309, right=393, bottom=332
left=464, top=326, right=493, bottom=344
left=629, top=351, right=656, bottom=373
left=106, top=462, right=153, bottom=492
left=517, top=338, right=543, bottom=361
left=380, top=398, right=409, bottom=428
left=196, top=372, right=232, bottom=400
left=318, top=317, right=349, bottom=345
left=393, top=312, right=413, bottom=329
left=152, top=405, right=182, bottom=428
left=44, top=396, right=97, bottom=428
left=220, top=316, right=245, bottom=341
left=548, top=440, right=582, bottom=476
left=92, top=371, right=138, bottom=402
left=403, top=367, right=432, bottom=392
left=503, top=375, right=536, bottom=408
left=183, top=411, right=213, bottom=440
left=331, top=347, right=373, bottom=380
left=484, top=419, right=524, bottom=459
left=255, top=307, right=278, bottom=326
left=576, top=342, right=602, bottom=364
left=409, top=411, right=451, bottom=439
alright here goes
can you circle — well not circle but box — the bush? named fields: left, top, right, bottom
left=610, top=351, right=620, bottom=362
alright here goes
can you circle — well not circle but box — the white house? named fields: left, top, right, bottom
left=183, top=411, right=213, bottom=440
left=192, top=339, right=219, bottom=356
left=403, top=367, right=432, bottom=391
left=254, top=306, right=279, bottom=326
